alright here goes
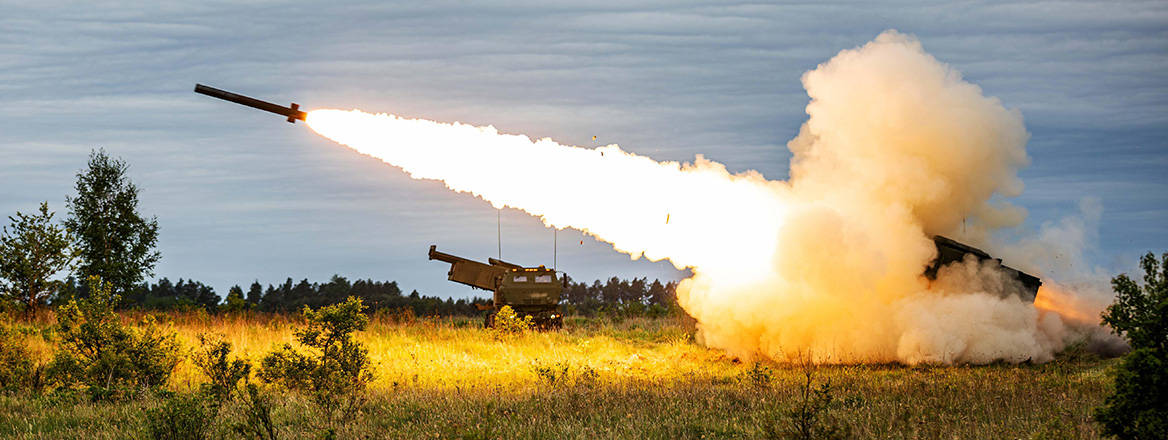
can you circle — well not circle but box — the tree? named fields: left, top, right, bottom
left=64, top=149, right=160, bottom=297
left=222, top=285, right=249, bottom=313
left=1095, top=252, right=1168, bottom=439
left=0, top=202, right=75, bottom=315
left=246, top=281, right=264, bottom=306
left=1102, top=253, right=1168, bottom=353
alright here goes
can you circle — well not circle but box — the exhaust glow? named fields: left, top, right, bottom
left=306, top=109, right=790, bottom=283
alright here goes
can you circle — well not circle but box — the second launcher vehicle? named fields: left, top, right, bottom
left=429, top=245, right=565, bottom=329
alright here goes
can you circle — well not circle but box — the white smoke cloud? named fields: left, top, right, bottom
left=676, top=30, right=1068, bottom=364
left=307, top=30, right=1118, bottom=364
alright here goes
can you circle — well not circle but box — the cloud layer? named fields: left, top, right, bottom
left=1, top=1, right=1165, bottom=296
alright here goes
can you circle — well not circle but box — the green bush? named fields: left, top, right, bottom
left=258, top=296, right=372, bottom=426
left=192, top=333, right=250, bottom=404
left=1095, top=252, right=1168, bottom=440
left=145, top=391, right=214, bottom=440
left=47, top=275, right=181, bottom=396
left=1094, top=348, right=1167, bottom=439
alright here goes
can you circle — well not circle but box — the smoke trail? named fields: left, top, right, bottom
left=307, top=106, right=792, bottom=282
left=307, top=30, right=1112, bottom=364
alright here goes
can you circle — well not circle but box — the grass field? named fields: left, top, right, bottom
left=0, top=311, right=1116, bottom=439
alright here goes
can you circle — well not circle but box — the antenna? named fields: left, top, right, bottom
left=553, top=228, right=558, bottom=271
left=497, top=208, right=502, bottom=259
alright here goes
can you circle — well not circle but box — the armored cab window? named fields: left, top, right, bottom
left=534, top=275, right=553, bottom=283
left=512, top=275, right=529, bottom=282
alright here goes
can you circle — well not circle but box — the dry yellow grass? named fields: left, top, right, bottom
left=1, top=310, right=1116, bottom=439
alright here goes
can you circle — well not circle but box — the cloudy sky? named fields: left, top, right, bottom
left=2, top=1, right=1165, bottom=299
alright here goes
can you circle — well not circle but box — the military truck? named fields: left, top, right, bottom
left=428, top=245, right=564, bottom=328
left=925, top=235, right=1042, bottom=301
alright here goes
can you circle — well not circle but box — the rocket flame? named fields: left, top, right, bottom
left=306, top=31, right=1113, bottom=364
left=1034, top=284, right=1104, bottom=325
left=306, top=109, right=791, bottom=283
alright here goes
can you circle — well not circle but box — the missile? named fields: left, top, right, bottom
left=193, top=84, right=307, bottom=123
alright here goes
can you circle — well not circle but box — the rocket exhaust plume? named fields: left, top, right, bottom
left=305, top=31, right=1116, bottom=364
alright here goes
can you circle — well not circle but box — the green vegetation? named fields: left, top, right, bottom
left=0, top=147, right=1150, bottom=439
left=0, top=325, right=37, bottom=392
left=47, top=276, right=181, bottom=398
left=145, top=391, right=215, bottom=440
left=232, top=383, right=279, bottom=440
left=0, top=201, right=74, bottom=316
left=0, top=312, right=1120, bottom=439
left=1094, top=252, right=1168, bottom=440
left=64, top=149, right=160, bottom=298
left=258, top=297, right=373, bottom=430
left=191, top=334, right=250, bottom=404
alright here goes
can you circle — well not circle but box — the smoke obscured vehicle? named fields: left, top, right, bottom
left=926, top=235, right=1042, bottom=301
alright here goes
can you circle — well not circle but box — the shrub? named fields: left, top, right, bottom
left=766, top=364, right=851, bottom=440
left=0, top=325, right=34, bottom=392
left=491, top=305, right=532, bottom=337
left=145, top=391, right=214, bottom=440
left=531, top=362, right=570, bottom=385
left=529, top=362, right=600, bottom=388
left=258, top=296, right=372, bottom=427
left=740, top=362, right=774, bottom=388
left=1095, top=252, right=1168, bottom=440
left=1094, top=348, right=1167, bottom=439
left=232, top=383, right=279, bottom=440
left=47, top=275, right=181, bottom=396
left=192, top=333, right=250, bottom=404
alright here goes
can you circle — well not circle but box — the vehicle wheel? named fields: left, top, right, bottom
left=484, top=311, right=496, bottom=328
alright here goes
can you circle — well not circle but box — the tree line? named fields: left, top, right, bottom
left=0, top=148, right=682, bottom=318
left=43, top=273, right=681, bottom=318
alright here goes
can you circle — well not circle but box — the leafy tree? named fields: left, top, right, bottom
left=1095, top=252, right=1168, bottom=439
left=64, top=149, right=160, bottom=297
left=0, top=202, right=75, bottom=315
left=1102, top=253, right=1168, bottom=352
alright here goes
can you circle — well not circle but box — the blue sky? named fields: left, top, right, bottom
left=1, top=1, right=1165, bottom=299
